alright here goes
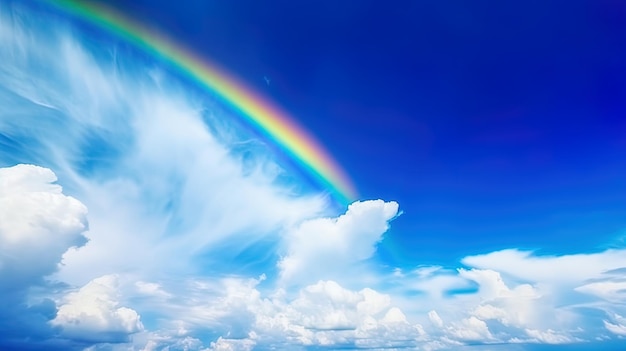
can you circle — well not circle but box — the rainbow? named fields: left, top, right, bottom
left=46, top=0, right=357, bottom=204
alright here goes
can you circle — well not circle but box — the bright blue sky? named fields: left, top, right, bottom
left=1, top=0, right=626, bottom=350
left=96, top=0, right=626, bottom=265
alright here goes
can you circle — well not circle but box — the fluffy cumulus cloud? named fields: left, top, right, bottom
left=3, top=167, right=626, bottom=351
left=278, top=199, right=399, bottom=284
left=3, top=1, right=626, bottom=351
left=458, top=268, right=541, bottom=329
left=373, top=247, right=626, bottom=350
left=207, top=336, right=256, bottom=351
left=460, top=249, right=626, bottom=339
left=131, top=276, right=426, bottom=350
left=52, top=274, right=143, bottom=342
left=0, top=164, right=88, bottom=288
left=0, top=164, right=89, bottom=349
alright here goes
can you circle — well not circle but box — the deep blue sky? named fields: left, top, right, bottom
left=89, top=0, right=626, bottom=267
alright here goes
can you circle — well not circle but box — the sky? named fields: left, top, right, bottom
left=96, top=0, right=626, bottom=265
left=0, top=0, right=625, bottom=350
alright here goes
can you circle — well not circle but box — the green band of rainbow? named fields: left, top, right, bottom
left=46, top=0, right=357, bottom=204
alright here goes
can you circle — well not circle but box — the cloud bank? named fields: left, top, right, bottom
left=3, top=164, right=625, bottom=350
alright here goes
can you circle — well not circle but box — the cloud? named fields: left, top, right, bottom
left=448, top=316, right=493, bottom=342
left=461, top=248, right=626, bottom=286
left=0, top=164, right=88, bottom=289
left=278, top=199, right=399, bottom=284
left=52, top=274, right=143, bottom=343
left=0, top=1, right=328, bottom=288
left=458, top=268, right=541, bottom=328
left=0, top=164, right=88, bottom=349
left=428, top=311, right=444, bottom=328
left=136, top=277, right=425, bottom=350
left=2, top=164, right=625, bottom=350
left=407, top=249, right=626, bottom=348
left=0, top=7, right=408, bottom=350
left=134, top=281, right=172, bottom=299
left=604, top=314, right=626, bottom=337
left=207, top=336, right=256, bottom=351
left=3, top=2, right=626, bottom=350
left=524, top=328, right=574, bottom=344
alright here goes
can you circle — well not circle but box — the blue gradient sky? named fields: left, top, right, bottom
left=93, top=0, right=626, bottom=265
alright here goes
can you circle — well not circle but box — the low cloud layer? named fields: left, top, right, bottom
left=2, top=163, right=626, bottom=350
left=52, top=274, right=144, bottom=343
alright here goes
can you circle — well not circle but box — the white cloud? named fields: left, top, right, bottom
left=448, top=316, right=493, bottom=341
left=459, top=268, right=541, bottom=328
left=391, top=267, right=473, bottom=301
left=354, top=308, right=427, bottom=349
left=2, top=163, right=624, bottom=350
left=52, top=274, right=144, bottom=342
left=2, top=162, right=621, bottom=350
left=278, top=199, right=399, bottom=284
left=462, top=248, right=626, bottom=286
left=575, top=281, right=626, bottom=303
left=524, top=328, right=574, bottom=344
left=428, top=310, right=444, bottom=328
left=604, top=314, right=626, bottom=336
left=0, top=164, right=89, bottom=348
left=376, top=251, right=626, bottom=348
left=52, top=85, right=328, bottom=285
left=452, top=248, right=626, bottom=344
left=414, top=266, right=444, bottom=279
left=135, top=281, right=171, bottom=299
left=206, top=336, right=256, bottom=351
left=138, top=277, right=425, bottom=350
left=0, top=164, right=88, bottom=288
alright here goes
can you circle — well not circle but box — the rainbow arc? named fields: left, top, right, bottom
left=48, top=0, right=358, bottom=205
